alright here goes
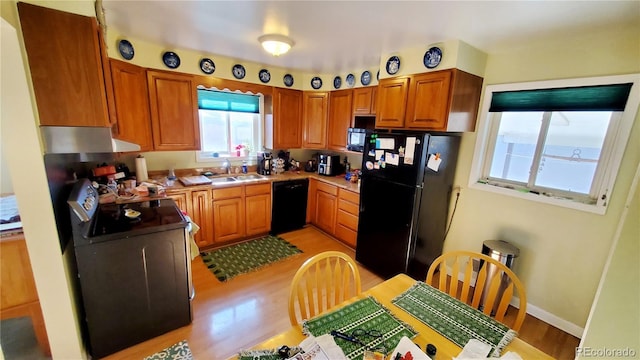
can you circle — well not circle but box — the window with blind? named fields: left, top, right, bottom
left=470, top=74, right=640, bottom=214
left=196, top=89, right=263, bottom=161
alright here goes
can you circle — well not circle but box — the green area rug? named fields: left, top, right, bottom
left=200, top=235, right=302, bottom=282
left=143, top=340, right=193, bottom=360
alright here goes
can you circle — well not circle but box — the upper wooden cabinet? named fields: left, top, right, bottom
left=302, top=92, right=329, bottom=149
left=18, top=3, right=113, bottom=127
left=327, top=89, right=354, bottom=151
left=147, top=70, right=201, bottom=151
left=376, top=69, right=483, bottom=132
left=110, top=60, right=154, bottom=151
left=272, top=88, right=303, bottom=149
left=352, top=87, right=377, bottom=116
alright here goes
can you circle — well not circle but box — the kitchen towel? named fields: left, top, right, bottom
left=135, top=155, right=148, bottom=182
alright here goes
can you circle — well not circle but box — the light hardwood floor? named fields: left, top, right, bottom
left=102, top=226, right=579, bottom=360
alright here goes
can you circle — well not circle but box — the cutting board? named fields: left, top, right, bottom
left=179, top=175, right=212, bottom=186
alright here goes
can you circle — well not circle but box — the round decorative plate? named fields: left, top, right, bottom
left=259, top=69, right=271, bottom=83
left=361, top=71, right=372, bottom=86
left=346, top=74, right=355, bottom=87
left=283, top=74, right=294, bottom=87
left=118, top=39, right=134, bottom=60
left=424, top=47, right=443, bottom=69
left=162, top=51, right=180, bottom=69
left=386, top=55, right=400, bottom=75
left=199, top=58, right=215, bottom=74
left=232, top=64, right=246, bottom=79
left=311, top=77, right=322, bottom=90
left=333, top=76, right=342, bottom=89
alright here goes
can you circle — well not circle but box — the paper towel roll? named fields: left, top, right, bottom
left=135, top=156, right=148, bottom=182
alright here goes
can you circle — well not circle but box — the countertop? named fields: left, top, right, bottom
left=161, top=171, right=361, bottom=194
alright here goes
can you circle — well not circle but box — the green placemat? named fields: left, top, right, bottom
left=238, top=347, right=302, bottom=360
left=143, top=340, right=193, bottom=360
left=200, top=235, right=302, bottom=282
left=392, top=282, right=517, bottom=357
left=302, top=296, right=417, bottom=360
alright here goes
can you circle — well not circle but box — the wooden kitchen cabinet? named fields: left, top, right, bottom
left=190, top=189, right=214, bottom=247
left=212, top=186, right=245, bottom=243
left=335, top=188, right=360, bottom=248
left=302, top=91, right=329, bottom=149
left=272, top=88, right=303, bottom=149
left=376, top=69, right=483, bottom=132
left=147, top=70, right=201, bottom=150
left=327, top=89, right=354, bottom=151
left=167, top=191, right=190, bottom=215
left=245, top=183, right=272, bottom=236
left=314, top=181, right=338, bottom=235
left=18, top=3, right=114, bottom=127
left=110, top=60, right=154, bottom=151
left=352, top=87, right=377, bottom=116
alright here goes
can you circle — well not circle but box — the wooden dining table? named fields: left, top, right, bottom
left=242, top=274, right=553, bottom=360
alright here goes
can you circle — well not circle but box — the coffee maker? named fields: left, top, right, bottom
left=257, top=152, right=272, bottom=175
left=318, top=154, right=341, bottom=176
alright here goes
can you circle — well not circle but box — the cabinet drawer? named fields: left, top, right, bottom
left=338, top=189, right=359, bottom=205
left=212, top=186, right=243, bottom=200
left=338, top=199, right=359, bottom=216
left=337, top=209, right=358, bottom=231
left=335, top=224, right=357, bottom=248
left=245, top=183, right=271, bottom=196
left=316, top=181, right=338, bottom=196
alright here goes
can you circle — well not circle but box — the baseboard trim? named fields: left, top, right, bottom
left=511, top=297, right=584, bottom=338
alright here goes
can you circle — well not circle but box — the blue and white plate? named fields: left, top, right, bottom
left=118, top=39, right=134, bottom=60
left=424, top=47, right=443, bottom=69
left=259, top=69, right=271, bottom=83
left=199, top=58, right=215, bottom=74
left=162, top=51, right=180, bottom=69
left=361, top=71, right=372, bottom=86
left=283, top=74, right=294, bottom=87
left=346, top=74, right=355, bottom=87
left=311, top=77, right=323, bottom=90
left=333, top=76, right=342, bottom=89
left=386, top=56, right=400, bottom=75
left=232, top=64, right=246, bottom=79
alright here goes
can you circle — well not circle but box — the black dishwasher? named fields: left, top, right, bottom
left=271, top=179, right=309, bottom=235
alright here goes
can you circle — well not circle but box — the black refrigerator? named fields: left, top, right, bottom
left=356, top=131, right=460, bottom=280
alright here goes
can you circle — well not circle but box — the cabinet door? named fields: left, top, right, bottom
left=245, top=194, right=271, bottom=236
left=190, top=190, right=213, bottom=247
left=302, top=92, right=328, bottom=149
left=352, top=87, right=374, bottom=115
left=327, top=89, right=353, bottom=151
left=18, top=3, right=111, bottom=127
left=147, top=70, right=201, bottom=151
left=273, top=88, right=303, bottom=149
left=167, top=192, right=190, bottom=215
left=405, top=71, right=452, bottom=130
left=375, top=77, right=410, bottom=128
left=315, top=191, right=337, bottom=235
left=213, top=198, right=245, bottom=243
left=110, top=60, right=154, bottom=151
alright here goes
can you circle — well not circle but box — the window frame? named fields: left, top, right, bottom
left=469, top=74, right=640, bottom=215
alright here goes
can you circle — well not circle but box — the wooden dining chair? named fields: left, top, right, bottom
left=288, top=251, right=362, bottom=326
left=426, top=250, right=527, bottom=331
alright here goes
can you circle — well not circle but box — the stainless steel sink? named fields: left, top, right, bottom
left=233, top=174, right=268, bottom=182
left=208, top=176, right=237, bottom=184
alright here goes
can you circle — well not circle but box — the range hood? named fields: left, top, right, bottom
left=41, top=126, right=141, bottom=154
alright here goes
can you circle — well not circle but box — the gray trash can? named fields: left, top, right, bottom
left=479, top=240, right=520, bottom=314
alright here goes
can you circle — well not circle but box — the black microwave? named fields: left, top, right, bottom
left=347, top=128, right=371, bottom=152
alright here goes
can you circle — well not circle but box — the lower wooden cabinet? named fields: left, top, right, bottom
left=245, top=183, right=272, bottom=236
left=335, top=188, right=360, bottom=248
left=167, top=192, right=189, bottom=214
left=189, top=189, right=214, bottom=248
left=212, top=186, right=245, bottom=243
left=308, top=179, right=360, bottom=248
left=313, top=181, right=338, bottom=235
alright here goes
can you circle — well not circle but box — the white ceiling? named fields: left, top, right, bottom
left=102, top=1, right=640, bottom=74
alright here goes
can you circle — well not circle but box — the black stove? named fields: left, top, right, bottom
left=91, top=199, right=186, bottom=237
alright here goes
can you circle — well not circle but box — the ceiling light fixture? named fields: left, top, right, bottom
left=258, top=34, right=294, bottom=57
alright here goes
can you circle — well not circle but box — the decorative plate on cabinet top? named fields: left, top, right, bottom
left=333, top=76, right=342, bottom=89
left=423, top=47, right=443, bottom=69
left=118, top=39, right=134, bottom=60
left=283, top=74, right=294, bottom=87
left=259, top=69, right=271, bottom=83
left=386, top=56, right=400, bottom=75
left=311, top=77, right=322, bottom=90
left=232, top=64, right=246, bottom=79
left=361, top=71, right=372, bottom=86
left=346, top=74, right=355, bottom=87
left=199, top=58, right=215, bottom=74
left=162, top=51, right=180, bottom=69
